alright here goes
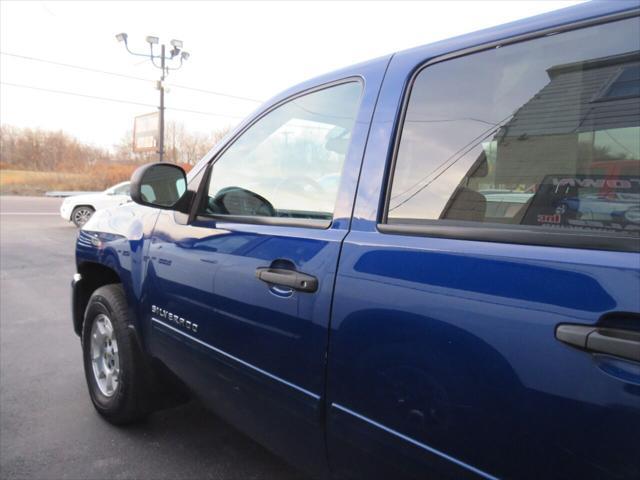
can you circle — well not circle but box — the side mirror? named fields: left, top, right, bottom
left=130, top=163, right=187, bottom=211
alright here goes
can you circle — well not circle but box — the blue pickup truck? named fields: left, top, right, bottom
left=72, top=3, right=640, bottom=479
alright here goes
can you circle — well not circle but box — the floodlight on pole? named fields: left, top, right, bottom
left=115, top=33, right=190, bottom=162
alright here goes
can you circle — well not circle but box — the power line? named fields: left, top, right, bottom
left=405, top=117, right=502, bottom=126
left=165, top=83, right=263, bottom=103
left=1, top=52, right=155, bottom=83
left=603, top=129, right=635, bottom=157
left=389, top=113, right=515, bottom=203
left=0, top=51, right=263, bottom=103
left=0, top=81, right=245, bottom=119
left=389, top=113, right=514, bottom=212
left=167, top=105, right=243, bottom=118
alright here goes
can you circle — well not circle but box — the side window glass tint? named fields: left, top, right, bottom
left=203, top=82, right=362, bottom=221
left=387, top=18, right=640, bottom=245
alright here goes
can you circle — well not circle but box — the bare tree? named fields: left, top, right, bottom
left=0, top=125, right=110, bottom=171
left=1, top=123, right=232, bottom=172
left=165, top=121, right=230, bottom=165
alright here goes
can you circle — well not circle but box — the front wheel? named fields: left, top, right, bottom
left=82, top=284, right=152, bottom=424
left=71, top=205, right=95, bottom=227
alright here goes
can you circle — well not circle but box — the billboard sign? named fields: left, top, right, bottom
left=133, top=112, right=159, bottom=153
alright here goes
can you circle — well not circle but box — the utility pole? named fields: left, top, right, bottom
left=115, top=33, right=189, bottom=162
left=159, top=43, right=165, bottom=162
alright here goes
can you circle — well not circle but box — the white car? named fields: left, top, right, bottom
left=60, top=181, right=131, bottom=227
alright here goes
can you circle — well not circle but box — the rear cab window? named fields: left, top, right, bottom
left=384, top=16, right=640, bottom=251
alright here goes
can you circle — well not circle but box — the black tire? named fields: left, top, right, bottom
left=71, top=205, right=95, bottom=228
left=81, top=284, right=152, bottom=424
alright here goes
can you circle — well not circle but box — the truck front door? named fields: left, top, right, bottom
left=142, top=61, right=389, bottom=478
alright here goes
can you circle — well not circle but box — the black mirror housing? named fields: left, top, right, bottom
left=130, top=163, right=188, bottom=212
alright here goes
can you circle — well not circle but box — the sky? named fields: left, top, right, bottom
left=1, top=1, right=583, bottom=150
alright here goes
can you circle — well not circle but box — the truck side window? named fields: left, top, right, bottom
left=203, top=82, right=362, bottom=221
left=387, top=17, right=640, bottom=246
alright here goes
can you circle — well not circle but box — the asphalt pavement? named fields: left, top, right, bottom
left=0, top=196, right=305, bottom=480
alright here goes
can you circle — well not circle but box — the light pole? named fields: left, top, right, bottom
left=115, top=33, right=189, bottom=162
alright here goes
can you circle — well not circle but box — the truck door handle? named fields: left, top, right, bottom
left=255, top=267, right=318, bottom=293
left=555, top=324, right=640, bottom=362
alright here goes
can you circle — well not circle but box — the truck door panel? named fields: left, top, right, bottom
left=327, top=15, right=640, bottom=480
left=142, top=59, right=390, bottom=479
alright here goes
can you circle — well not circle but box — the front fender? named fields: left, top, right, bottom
left=73, top=203, right=160, bottom=345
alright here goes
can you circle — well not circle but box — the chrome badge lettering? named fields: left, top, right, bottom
left=151, top=305, right=198, bottom=333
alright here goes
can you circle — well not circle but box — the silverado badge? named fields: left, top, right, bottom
left=151, top=305, right=198, bottom=333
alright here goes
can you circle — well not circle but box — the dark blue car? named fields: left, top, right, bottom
left=72, top=3, right=640, bottom=478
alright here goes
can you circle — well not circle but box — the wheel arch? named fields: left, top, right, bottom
left=72, top=204, right=96, bottom=212
left=73, top=261, right=121, bottom=337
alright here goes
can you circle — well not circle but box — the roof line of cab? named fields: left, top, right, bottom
left=190, top=1, right=639, bottom=181
left=397, top=0, right=638, bottom=59
left=282, top=1, right=639, bottom=100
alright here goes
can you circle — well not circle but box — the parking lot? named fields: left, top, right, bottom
left=0, top=196, right=305, bottom=480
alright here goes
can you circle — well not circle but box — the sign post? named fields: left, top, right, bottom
left=116, top=35, right=189, bottom=162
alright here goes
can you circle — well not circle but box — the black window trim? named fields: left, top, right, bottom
left=379, top=8, right=640, bottom=253
left=379, top=222, right=640, bottom=253
left=190, top=76, right=365, bottom=230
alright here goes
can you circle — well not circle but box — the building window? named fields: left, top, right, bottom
left=599, top=64, right=640, bottom=100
